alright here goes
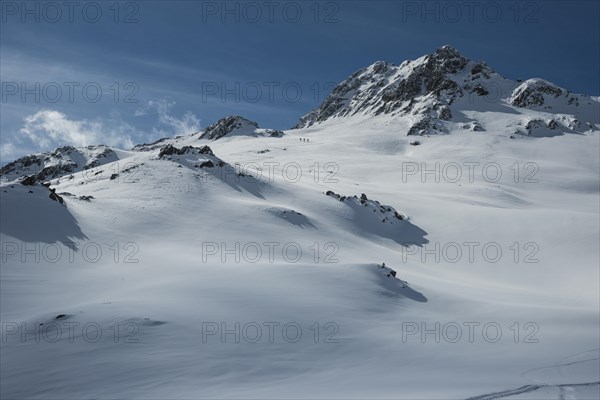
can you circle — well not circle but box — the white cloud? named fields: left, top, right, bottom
left=2, top=100, right=201, bottom=162
left=1, top=110, right=137, bottom=161
left=136, top=99, right=201, bottom=136
left=18, top=109, right=135, bottom=149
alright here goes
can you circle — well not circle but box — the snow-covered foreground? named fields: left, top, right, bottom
left=1, top=116, right=599, bottom=399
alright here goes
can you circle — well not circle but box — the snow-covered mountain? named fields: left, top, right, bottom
left=0, top=145, right=131, bottom=183
left=1, top=47, right=599, bottom=399
left=132, top=115, right=282, bottom=152
left=199, top=115, right=283, bottom=140
left=294, top=46, right=599, bottom=137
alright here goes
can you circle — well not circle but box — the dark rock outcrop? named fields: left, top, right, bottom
left=158, top=144, right=214, bottom=158
left=20, top=175, right=37, bottom=186
left=200, top=116, right=259, bottom=140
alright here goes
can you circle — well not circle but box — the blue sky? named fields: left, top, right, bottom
left=1, top=0, right=599, bottom=161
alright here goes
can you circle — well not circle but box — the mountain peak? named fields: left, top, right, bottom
left=200, top=115, right=283, bottom=140
left=200, top=115, right=259, bottom=141
left=292, top=46, right=598, bottom=135
left=435, top=44, right=462, bottom=57
left=292, top=46, right=473, bottom=130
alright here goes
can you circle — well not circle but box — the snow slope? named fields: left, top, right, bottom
left=1, top=48, right=599, bottom=399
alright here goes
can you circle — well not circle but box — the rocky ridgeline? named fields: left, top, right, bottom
left=325, top=191, right=405, bottom=224
left=0, top=145, right=118, bottom=183
left=157, top=144, right=227, bottom=170
left=510, top=79, right=578, bottom=108
left=17, top=176, right=65, bottom=204
left=294, top=46, right=491, bottom=133
left=132, top=116, right=283, bottom=152
left=158, top=144, right=214, bottom=158
left=132, top=136, right=185, bottom=152
left=293, top=45, right=599, bottom=136
left=200, top=115, right=283, bottom=140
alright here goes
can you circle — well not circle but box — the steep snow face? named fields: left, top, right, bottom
left=294, top=46, right=600, bottom=136
left=0, top=145, right=130, bottom=183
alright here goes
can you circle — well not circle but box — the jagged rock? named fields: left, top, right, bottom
left=408, top=118, right=434, bottom=136
left=326, top=191, right=406, bottom=223
left=200, top=116, right=259, bottom=140
left=158, top=144, right=179, bottom=158
left=294, top=45, right=470, bottom=129
left=437, top=105, right=452, bottom=120
left=20, top=175, right=36, bottom=186
left=510, top=79, right=563, bottom=108
left=471, top=84, right=489, bottom=96
left=132, top=137, right=174, bottom=152
left=158, top=144, right=214, bottom=158
left=79, top=195, right=94, bottom=201
left=48, top=188, right=64, bottom=204
left=291, top=46, right=597, bottom=138
left=197, top=145, right=214, bottom=155
left=0, top=145, right=117, bottom=182
left=110, top=174, right=119, bottom=180
left=270, top=131, right=281, bottom=137
left=198, top=161, right=215, bottom=169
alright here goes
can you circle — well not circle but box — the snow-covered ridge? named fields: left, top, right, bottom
left=0, top=145, right=129, bottom=183
left=293, top=45, right=600, bottom=136
left=132, top=115, right=283, bottom=152
left=200, top=115, right=283, bottom=140
left=1, top=57, right=599, bottom=398
left=0, top=115, right=285, bottom=183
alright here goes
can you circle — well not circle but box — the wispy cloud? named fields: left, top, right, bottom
left=1, top=101, right=201, bottom=161
left=135, top=99, right=201, bottom=136
left=1, top=110, right=136, bottom=160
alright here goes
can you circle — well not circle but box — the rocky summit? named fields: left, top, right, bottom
left=293, top=46, right=599, bottom=136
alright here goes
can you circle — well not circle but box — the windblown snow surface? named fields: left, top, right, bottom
left=1, top=103, right=599, bottom=397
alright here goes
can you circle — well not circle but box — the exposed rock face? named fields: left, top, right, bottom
left=156, top=144, right=228, bottom=171
left=197, top=160, right=214, bottom=169
left=158, top=145, right=214, bottom=158
left=1, top=145, right=118, bottom=182
left=293, top=45, right=599, bottom=136
left=48, top=188, right=64, bottom=204
left=132, top=137, right=180, bottom=152
left=200, top=116, right=259, bottom=140
left=508, top=79, right=586, bottom=111
left=293, top=46, right=478, bottom=132
left=20, top=175, right=37, bottom=186
left=132, top=117, right=282, bottom=151
left=325, top=191, right=405, bottom=223
left=510, top=79, right=563, bottom=108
